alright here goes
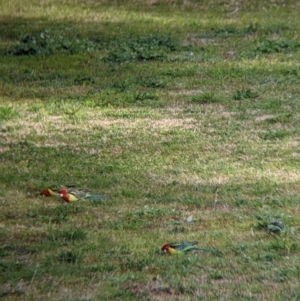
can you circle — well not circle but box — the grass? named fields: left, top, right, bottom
left=1, top=0, right=300, bottom=300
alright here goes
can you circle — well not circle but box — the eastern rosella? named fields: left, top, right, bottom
left=40, top=188, right=59, bottom=197
left=40, top=185, right=90, bottom=197
left=58, top=188, right=105, bottom=203
left=161, top=241, right=221, bottom=256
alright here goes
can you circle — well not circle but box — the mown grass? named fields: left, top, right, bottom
left=1, top=0, right=300, bottom=300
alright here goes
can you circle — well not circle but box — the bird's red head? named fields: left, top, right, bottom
left=40, top=189, right=51, bottom=197
left=161, top=243, right=170, bottom=254
left=58, top=188, right=69, bottom=202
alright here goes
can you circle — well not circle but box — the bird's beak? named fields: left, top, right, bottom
left=160, top=249, right=167, bottom=255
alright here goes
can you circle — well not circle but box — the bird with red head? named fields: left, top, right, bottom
left=160, top=241, right=221, bottom=256
left=40, top=188, right=59, bottom=197
left=58, top=187, right=105, bottom=203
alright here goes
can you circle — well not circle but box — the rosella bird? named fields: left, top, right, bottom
left=161, top=241, right=221, bottom=256
left=40, top=185, right=90, bottom=198
left=40, top=188, right=59, bottom=197
left=58, top=188, right=105, bottom=203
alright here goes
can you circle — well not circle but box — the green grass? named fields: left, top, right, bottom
left=1, top=0, right=300, bottom=300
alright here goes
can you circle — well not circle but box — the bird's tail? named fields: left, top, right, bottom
left=86, top=194, right=105, bottom=200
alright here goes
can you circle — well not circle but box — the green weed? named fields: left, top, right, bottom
left=6, top=30, right=99, bottom=56
left=256, top=39, right=300, bottom=54
left=103, top=33, right=178, bottom=63
left=134, top=92, right=158, bottom=101
left=191, top=92, right=221, bottom=104
left=0, top=105, right=19, bottom=122
left=233, top=89, right=259, bottom=100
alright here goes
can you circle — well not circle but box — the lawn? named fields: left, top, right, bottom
left=1, top=0, right=300, bottom=300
